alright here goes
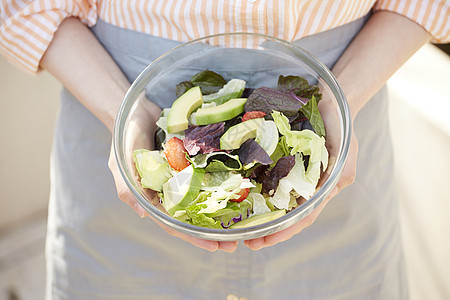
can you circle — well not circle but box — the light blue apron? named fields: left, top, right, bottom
left=45, top=15, right=408, bottom=300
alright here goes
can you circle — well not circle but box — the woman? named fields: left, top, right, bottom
left=1, top=1, right=448, bottom=299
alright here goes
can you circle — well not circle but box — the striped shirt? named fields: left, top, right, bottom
left=1, top=0, right=449, bottom=73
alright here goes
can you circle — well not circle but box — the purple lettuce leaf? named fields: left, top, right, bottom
left=183, top=123, right=224, bottom=156
left=244, top=87, right=306, bottom=118
left=221, top=215, right=242, bottom=229
left=238, top=139, right=273, bottom=165
left=262, top=155, right=295, bottom=194
left=277, top=75, right=325, bottom=137
left=241, top=87, right=255, bottom=98
left=249, top=164, right=269, bottom=180
left=290, top=112, right=315, bottom=132
left=277, top=75, right=322, bottom=101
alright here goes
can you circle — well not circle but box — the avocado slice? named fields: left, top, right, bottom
left=230, top=209, right=286, bottom=229
left=167, top=86, right=203, bottom=133
left=195, top=98, right=247, bottom=125
left=162, top=165, right=205, bottom=215
left=220, top=118, right=264, bottom=150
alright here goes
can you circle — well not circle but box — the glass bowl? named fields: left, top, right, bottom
left=114, top=33, right=351, bottom=241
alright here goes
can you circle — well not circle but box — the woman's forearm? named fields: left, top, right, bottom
left=332, top=11, right=431, bottom=121
left=40, top=17, right=154, bottom=132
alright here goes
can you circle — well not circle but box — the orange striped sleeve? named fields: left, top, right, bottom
left=0, top=0, right=98, bottom=73
left=373, top=0, right=450, bottom=43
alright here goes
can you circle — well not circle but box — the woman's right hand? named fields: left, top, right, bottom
left=108, top=145, right=238, bottom=253
left=108, top=98, right=239, bottom=253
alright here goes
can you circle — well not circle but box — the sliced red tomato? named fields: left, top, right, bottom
left=230, top=187, right=250, bottom=203
left=242, top=111, right=266, bottom=122
left=163, top=137, right=190, bottom=171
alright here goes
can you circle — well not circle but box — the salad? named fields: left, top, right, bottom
left=133, top=70, right=328, bottom=229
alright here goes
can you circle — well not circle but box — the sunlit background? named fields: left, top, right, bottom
left=0, top=43, right=449, bottom=300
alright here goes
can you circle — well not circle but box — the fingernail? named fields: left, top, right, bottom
left=246, top=239, right=264, bottom=251
left=220, top=242, right=238, bottom=253
left=206, top=244, right=219, bottom=252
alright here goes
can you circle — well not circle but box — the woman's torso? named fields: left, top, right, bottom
left=45, top=10, right=408, bottom=300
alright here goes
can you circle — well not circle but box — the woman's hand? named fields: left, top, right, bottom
left=244, top=95, right=359, bottom=251
left=244, top=11, right=431, bottom=251
left=108, top=97, right=239, bottom=253
left=41, top=12, right=430, bottom=253
left=108, top=143, right=238, bottom=253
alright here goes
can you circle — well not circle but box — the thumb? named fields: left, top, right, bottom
left=108, top=145, right=148, bottom=218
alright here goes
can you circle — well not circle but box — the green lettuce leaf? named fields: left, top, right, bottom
left=155, top=114, right=185, bottom=142
left=182, top=191, right=252, bottom=228
left=202, top=79, right=246, bottom=105
left=189, top=152, right=243, bottom=172
left=173, top=210, right=190, bottom=223
left=208, top=200, right=251, bottom=227
left=272, top=111, right=328, bottom=168
left=175, top=81, right=195, bottom=98
left=255, top=120, right=279, bottom=157
left=250, top=181, right=262, bottom=194
left=133, top=149, right=172, bottom=192
left=299, top=96, right=326, bottom=137
left=190, top=70, right=228, bottom=95
left=249, top=193, right=271, bottom=216
left=185, top=204, right=223, bottom=229
left=269, top=136, right=290, bottom=168
left=196, top=172, right=254, bottom=214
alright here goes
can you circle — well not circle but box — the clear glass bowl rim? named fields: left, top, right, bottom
left=113, top=32, right=352, bottom=241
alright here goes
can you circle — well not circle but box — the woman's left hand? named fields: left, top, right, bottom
left=244, top=131, right=358, bottom=250
left=244, top=10, right=432, bottom=251
left=244, top=93, right=359, bottom=250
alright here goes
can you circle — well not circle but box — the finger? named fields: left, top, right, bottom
left=218, top=241, right=239, bottom=253
left=116, top=169, right=236, bottom=251
left=150, top=216, right=224, bottom=252
left=163, top=222, right=238, bottom=252
left=110, top=168, right=148, bottom=217
left=182, top=235, right=220, bottom=252
left=114, top=181, right=147, bottom=217
left=244, top=221, right=304, bottom=251
left=181, top=235, right=238, bottom=253
left=165, top=225, right=220, bottom=252
left=339, top=132, right=359, bottom=188
left=108, top=148, right=149, bottom=218
left=324, top=132, right=358, bottom=202
left=245, top=189, right=335, bottom=251
left=244, top=237, right=266, bottom=250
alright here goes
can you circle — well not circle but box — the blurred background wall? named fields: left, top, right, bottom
left=0, top=55, right=60, bottom=299
left=0, top=59, right=60, bottom=229
left=0, top=43, right=449, bottom=299
left=388, top=43, right=450, bottom=300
